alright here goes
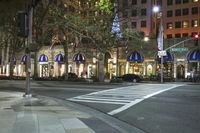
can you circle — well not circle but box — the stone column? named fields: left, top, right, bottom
left=98, top=53, right=105, bottom=82
left=174, top=62, right=177, bottom=79
left=185, top=62, right=188, bottom=78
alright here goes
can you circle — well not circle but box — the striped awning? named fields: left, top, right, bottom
left=38, top=54, right=48, bottom=62
left=54, top=53, right=65, bottom=63
left=127, top=51, right=144, bottom=63
left=73, top=53, right=85, bottom=63
left=156, top=51, right=173, bottom=63
left=187, top=49, right=200, bottom=62
left=21, top=55, right=27, bottom=64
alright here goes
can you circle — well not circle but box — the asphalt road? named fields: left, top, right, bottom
left=0, top=80, right=200, bottom=133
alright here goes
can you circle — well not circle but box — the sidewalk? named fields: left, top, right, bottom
left=0, top=91, right=144, bottom=133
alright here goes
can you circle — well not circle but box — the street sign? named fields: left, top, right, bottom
left=158, top=50, right=167, bottom=56
left=170, top=47, right=188, bottom=52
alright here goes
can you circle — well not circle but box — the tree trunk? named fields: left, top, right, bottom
left=63, top=39, right=68, bottom=80
left=33, top=51, right=38, bottom=79
left=98, top=52, right=105, bottom=82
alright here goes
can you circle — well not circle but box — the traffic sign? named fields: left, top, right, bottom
left=170, top=47, right=188, bottom=52
left=158, top=50, right=167, bottom=56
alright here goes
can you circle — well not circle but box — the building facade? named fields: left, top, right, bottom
left=0, top=0, right=199, bottom=81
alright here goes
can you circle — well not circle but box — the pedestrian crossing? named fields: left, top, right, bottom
left=68, top=84, right=184, bottom=115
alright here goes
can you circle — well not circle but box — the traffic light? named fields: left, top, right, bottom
left=193, top=34, right=199, bottom=46
left=17, top=11, right=28, bottom=37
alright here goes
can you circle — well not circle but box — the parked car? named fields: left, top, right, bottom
left=118, top=74, right=142, bottom=83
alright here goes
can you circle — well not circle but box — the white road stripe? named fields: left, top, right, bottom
left=69, top=99, right=126, bottom=105
left=68, top=84, right=184, bottom=115
left=108, top=84, right=183, bottom=115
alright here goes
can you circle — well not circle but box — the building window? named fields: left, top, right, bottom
left=182, top=8, right=189, bottom=15
left=175, top=9, right=181, bottom=16
left=131, top=22, right=137, bottom=28
left=141, top=0, right=147, bottom=4
left=175, top=33, right=181, bottom=38
left=167, top=0, right=173, bottom=5
left=167, top=10, right=173, bottom=17
left=192, top=0, right=199, bottom=2
left=123, top=11, right=128, bottom=18
left=141, top=8, right=146, bottom=16
left=141, top=20, right=146, bottom=27
left=175, top=0, right=181, bottom=4
left=132, top=0, right=137, bottom=5
left=175, top=21, right=182, bottom=28
left=132, top=10, right=137, bottom=17
left=182, top=33, right=189, bottom=37
left=182, top=20, right=189, bottom=28
left=192, top=20, right=198, bottom=27
left=167, top=22, right=173, bottom=29
left=183, top=0, right=189, bottom=3
left=167, top=34, right=173, bottom=38
left=123, top=0, right=128, bottom=7
left=192, top=7, right=198, bottom=15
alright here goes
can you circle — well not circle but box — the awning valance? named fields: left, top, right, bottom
left=54, top=53, right=65, bottom=63
left=73, top=53, right=85, bottom=63
left=38, top=54, right=48, bottom=62
left=127, top=51, right=144, bottom=63
left=187, top=49, right=200, bottom=62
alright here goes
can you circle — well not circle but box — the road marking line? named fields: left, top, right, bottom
left=71, top=97, right=131, bottom=103
left=108, top=84, right=184, bottom=115
left=68, top=98, right=126, bottom=105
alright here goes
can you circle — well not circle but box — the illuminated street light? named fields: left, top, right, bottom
left=144, top=36, right=149, bottom=42
left=153, top=6, right=160, bottom=13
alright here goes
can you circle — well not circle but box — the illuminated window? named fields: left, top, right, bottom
left=192, top=0, right=198, bottom=2
left=167, top=22, right=173, bottom=29
left=192, top=20, right=198, bottom=27
left=182, top=21, right=189, bottom=28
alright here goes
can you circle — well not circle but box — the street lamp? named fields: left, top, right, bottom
left=153, top=6, right=160, bottom=13
left=153, top=5, right=164, bottom=83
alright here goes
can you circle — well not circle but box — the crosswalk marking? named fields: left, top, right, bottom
left=68, top=84, right=184, bottom=115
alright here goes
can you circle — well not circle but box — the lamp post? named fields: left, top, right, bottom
left=153, top=5, right=164, bottom=83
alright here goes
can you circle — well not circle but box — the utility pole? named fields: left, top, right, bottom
left=25, top=6, right=33, bottom=97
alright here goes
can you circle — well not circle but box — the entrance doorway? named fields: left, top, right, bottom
left=177, top=64, right=185, bottom=79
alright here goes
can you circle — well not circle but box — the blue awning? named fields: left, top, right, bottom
left=21, top=55, right=27, bottom=64
left=54, top=53, right=65, bottom=63
left=187, top=49, right=200, bottom=62
left=38, top=54, right=48, bottom=62
left=127, top=51, right=144, bottom=63
left=156, top=51, right=173, bottom=63
left=73, top=53, right=85, bottom=63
